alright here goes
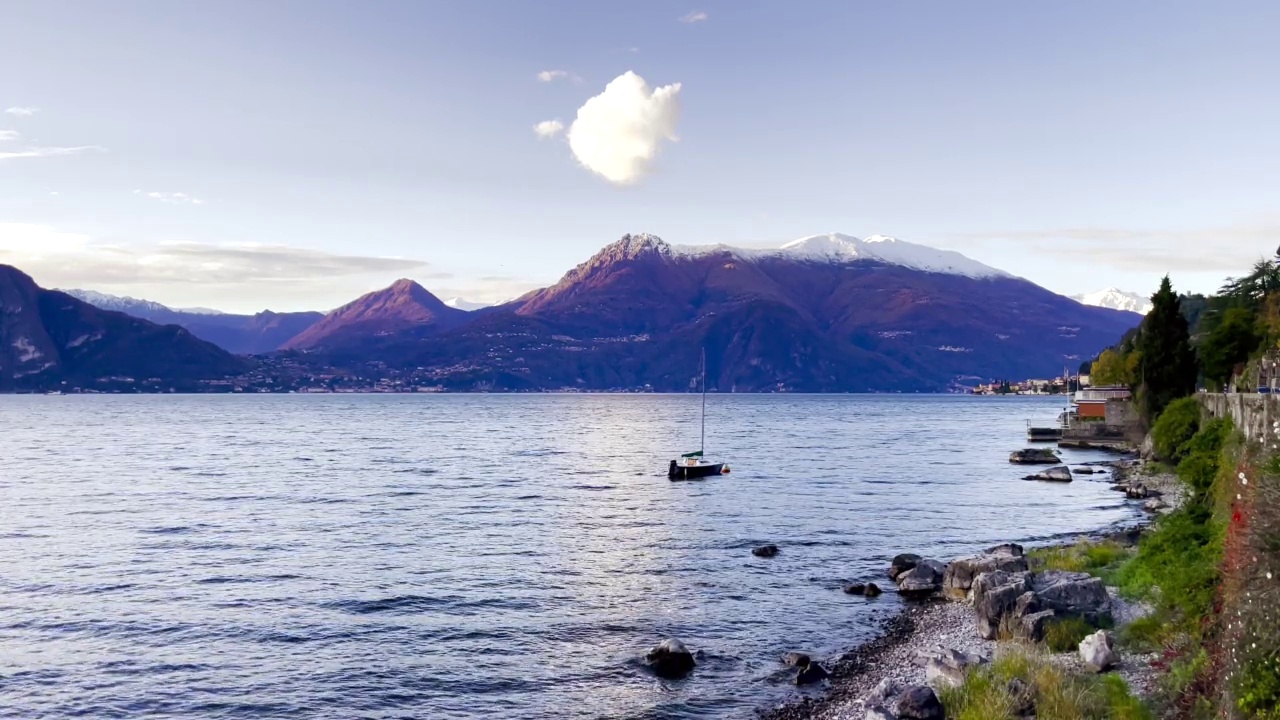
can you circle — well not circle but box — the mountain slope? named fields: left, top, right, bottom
left=281, top=279, right=468, bottom=350
left=2, top=266, right=247, bottom=390
left=315, top=233, right=1136, bottom=391
left=1072, top=288, right=1152, bottom=315
left=65, top=289, right=322, bottom=354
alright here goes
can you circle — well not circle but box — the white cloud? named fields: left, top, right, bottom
left=679, top=10, right=708, bottom=23
left=533, top=119, right=565, bottom=139
left=0, top=145, right=101, bottom=161
left=0, top=130, right=19, bottom=142
left=139, top=191, right=206, bottom=205
left=537, top=70, right=569, bottom=82
left=566, top=71, right=682, bottom=185
left=4, top=107, right=38, bottom=116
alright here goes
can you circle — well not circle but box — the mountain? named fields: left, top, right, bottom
left=1072, top=288, right=1152, bottom=315
left=2, top=266, right=246, bottom=391
left=281, top=279, right=468, bottom=350
left=443, top=297, right=491, bottom=311
left=64, top=289, right=322, bottom=354
left=309, top=233, right=1138, bottom=391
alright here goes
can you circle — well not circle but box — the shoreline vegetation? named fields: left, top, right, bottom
left=761, top=394, right=1275, bottom=719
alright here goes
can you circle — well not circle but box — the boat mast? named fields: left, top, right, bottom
left=700, top=347, right=706, bottom=456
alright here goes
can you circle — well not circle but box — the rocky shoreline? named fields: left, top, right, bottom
left=758, top=454, right=1173, bottom=720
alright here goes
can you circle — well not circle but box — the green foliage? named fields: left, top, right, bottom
left=1092, top=348, right=1133, bottom=386
left=1199, top=306, right=1262, bottom=389
left=1115, top=503, right=1222, bottom=624
left=1151, top=397, right=1202, bottom=464
left=1028, top=540, right=1130, bottom=580
left=1043, top=616, right=1095, bottom=653
left=1138, top=276, right=1199, bottom=420
left=1117, top=615, right=1165, bottom=653
left=1236, top=654, right=1280, bottom=719
left=940, top=650, right=1152, bottom=720
left=1220, top=258, right=1280, bottom=307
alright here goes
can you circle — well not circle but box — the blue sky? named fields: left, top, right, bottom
left=1, top=0, right=1277, bottom=312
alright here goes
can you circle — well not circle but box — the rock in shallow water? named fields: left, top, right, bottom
left=889, top=553, right=922, bottom=579
left=795, top=662, right=829, bottom=685
left=781, top=651, right=810, bottom=667
left=843, top=582, right=867, bottom=595
left=1023, top=466, right=1073, bottom=482
left=897, top=559, right=945, bottom=596
left=1010, top=448, right=1060, bottom=464
left=645, top=638, right=695, bottom=679
left=864, top=582, right=883, bottom=597
left=752, top=544, right=779, bottom=557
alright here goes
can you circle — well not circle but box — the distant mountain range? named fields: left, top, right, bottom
left=6, top=233, right=1143, bottom=392
left=1071, top=288, right=1153, bottom=315
left=2, top=266, right=245, bottom=391
left=62, top=289, right=323, bottom=355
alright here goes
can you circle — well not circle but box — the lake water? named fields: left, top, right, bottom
left=0, top=395, right=1136, bottom=719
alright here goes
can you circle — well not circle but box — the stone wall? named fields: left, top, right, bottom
left=1199, top=392, right=1280, bottom=443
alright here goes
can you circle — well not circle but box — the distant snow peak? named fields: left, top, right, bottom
left=63, top=289, right=173, bottom=315
left=609, top=232, right=672, bottom=259
left=1073, top=288, right=1151, bottom=315
left=443, top=297, right=491, bottom=312
left=776, top=233, right=1010, bottom=278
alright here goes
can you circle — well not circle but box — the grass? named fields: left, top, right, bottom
left=939, top=648, right=1153, bottom=720
left=1043, top=616, right=1097, bottom=653
left=1117, top=615, right=1164, bottom=653
left=1027, top=539, right=1132, bottom=584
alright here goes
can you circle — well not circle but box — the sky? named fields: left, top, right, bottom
left=1, top=0, right=1278, bottom=313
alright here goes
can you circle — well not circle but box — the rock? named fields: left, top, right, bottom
left=919, top=647, right=986, bottom=689
left=644, top=638, right=696, bottom=679
left=893, top=685, right=945, bottom=720
left=943, top=547, right=1030, bottom=600
left=1125, top=485, right=1148, bottom=499
left=1018, top=609, right=1057, bottom=642
left=866, top=677, right=900, bottom=706
left=1030, top=571, right=1112, bottom=626
left=865, top=707, right=896, bottom=720
left=889, top=553, right=922, bottom=579
left=1143, top=498, right=1168, bottom=513
left=1024, top=466, right=1073, bottom=482
left=972, top=570, right=1031, bottom=640
left=781, top=651, right=811, bottom=667
left=1079, top=630, right=1118, bottom=672
left=864, top=582, right=883, bottom=597
left=843, top=582, right=867, bottom=595
left=1010, top=448, right=1061, bottom=465
left=753, top=544, right=779, bottom=558
left=897, top=559, right=945, bottom=596
left=795, top=662, right=829, bottom=685
left=1072, top=466, right=1097, bottom=474
left=985, top=543, right=1025, bottom=556
left=1106, top=526, right=1143, bottom=546
left=1007, top=678, right=1035, bottom=716
left=1013, top=590, right=1040, bottom=618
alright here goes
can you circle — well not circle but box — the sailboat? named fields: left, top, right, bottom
left=668, top=348, right=729, bottom=480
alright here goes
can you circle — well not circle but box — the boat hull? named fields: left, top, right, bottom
left=668, top=462, right=725, bottom=480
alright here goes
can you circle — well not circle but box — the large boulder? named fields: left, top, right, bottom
left=942, top=546, right=1029, bottom=600
left=1079, top=630, right=1118, bottom=672
left=1010, top=448, right=1060, bottom=465
left=1018, top=609, right=1057, bottom=642
left=1030, top=571, right=1112, bottom=626
left=644, top=638, right=695, bottom=679
left=897, top=559, right=945, bottom=597
left=889, top=553, right=922, bottom=579
left=894, top=685, right=946, bottom=720
left=972, top=570, right=1031, bottom=639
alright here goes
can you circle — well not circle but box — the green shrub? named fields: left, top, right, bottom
left=1117, top=614, right=1165, bottom=653
left=1151, top=397, right=1202, bottom=463
left=1043, top=616, right=1096, bottom=653
left=1100, top=674, right=1155, bottom=720
left=941, top=650, right=1152, bottom=720
left=1236, top=654, right=1280, bottom=719
left=1028, top=540, right=1130, bottom=576
left=1113, top=508, right=1222, bottom=624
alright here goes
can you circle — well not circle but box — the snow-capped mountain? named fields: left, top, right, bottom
left=63, top=289, right=176, bottom=316
left=1072, top=288, right=1151, bottom=315
left=667, top=232, right=1010, bottom=279
left=443, top=297, right=491, bottom=312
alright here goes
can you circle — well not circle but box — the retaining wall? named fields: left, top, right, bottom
left=1199, top=392, right=1280, bottom=443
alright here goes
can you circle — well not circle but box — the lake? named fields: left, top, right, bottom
left=0, top=394, right=1136, bottom=719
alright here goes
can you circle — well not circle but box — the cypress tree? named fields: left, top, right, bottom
left=1138, top=275, right=1198, bottom=420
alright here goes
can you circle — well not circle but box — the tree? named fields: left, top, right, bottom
left=1138, top=276, right=1199, bottom=420
left=1199, top=306, right=1261, bottom=389
left=1091, top=349, right=1131, bottom=386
